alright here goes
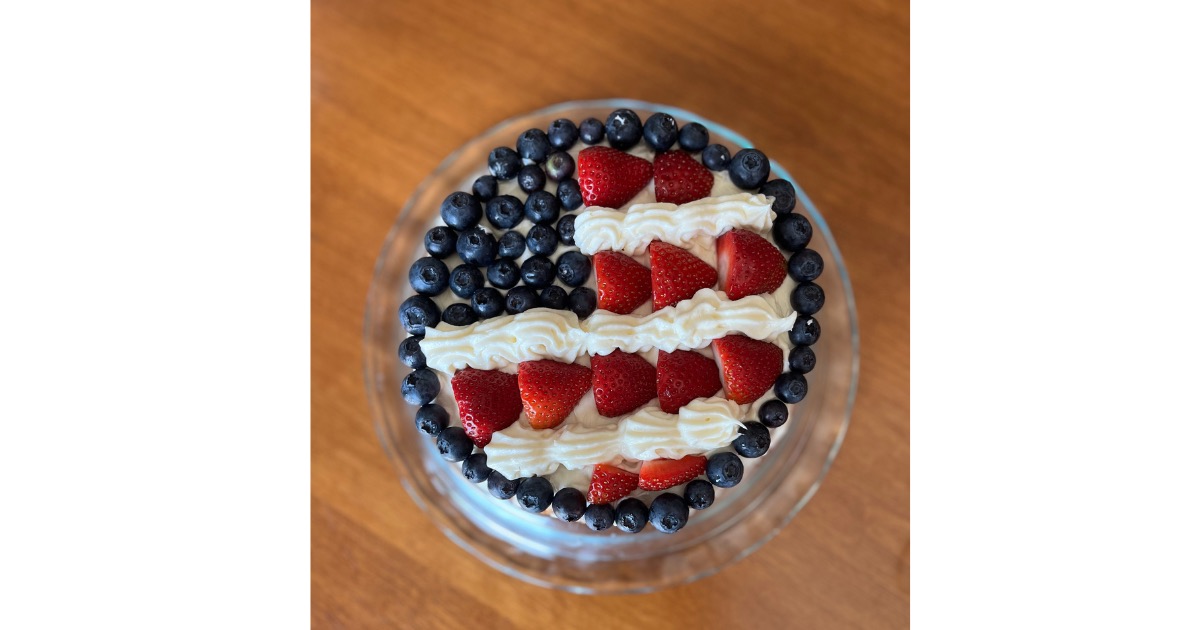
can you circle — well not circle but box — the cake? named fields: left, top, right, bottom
left=396, top=109, right=824, bottom=534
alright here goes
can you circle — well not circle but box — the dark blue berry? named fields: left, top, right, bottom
left=758, top=399, right=789, bottom=428
left=567, top=287, right=597, bottom=319
left=485, top=194, right=524, bottom=230
left=398, top=295, right=440, bottom=335
left=526, top=223, right=559, bottom=256
left=616, top=498, right=650, bottom=533
left=729, top=149, right=770, bottom=189
left=539, top=285, right=567, bottom=310
left=449, top=264, right=484, bottom=299
left=556, top=251, right=591, bottom=287
left=424, top=226, right=458, bottom=259
left=648, top=493, right=689, bottom=534
left=515, top=476, right=554, bottom=513
left=557, top=214, right=576, bottom=246
left=706, top=452, right=744, bottom=488
left=516, top=128, right=552, bottom=163
left=733, top=421, right=771, bottom=458
left=437, top=426, right=473, bottom=462
left=605, top=108, right=643, bottom=150
left=702, top=144, right=731, bottom=171
left=788, top=248, right=824, bottom=282
left=472, top=175, right=498, bottom=201
left=790, top=282, right=825, bottom=315
left=456, top=227, right=498, bottom=267
left=487, top=259, right=520, bottom=289
left=402, top=368, right=440, bottom=406
left=679, top=122, right=710, bottom=152
left=442, top=302, right=477, bottom=327
left=790, top=316, right=821, bottom=346
left=643, top=112, right=678, bottom=151
left=440, top=191, right=483, bottom=230
left=684, top=479, right=715, bottom=510
left=579, top=117, right=605, bottom=144
left=772, top=213, right=813, bottom=252
left=557, top=179, right=583, bottom=211
left=545, top=151, right=575, bottom=182
left=583, top=503, right=616, bottom=531
left=547, top=118, right=579, bottom=150
left=471, top=287, right=504, bottom=319
left=789, top=345, right=817, bottom=374
left=759, top=179, right=797, bottom=214
left=552, top=487, right=586, bottom=522
left=505, top=286, right=538, bottom=314
left=462, top=452, right=490, bottom=483
left=497, top=231, right=526, bottom=259
left=409, top=256, right=449, bottom=296
left=487, top=470, right=520, bottom=499
left=488, top=146, right=521, bottom=180
left=775, top=371, right=808, bottom=404
left=518, top=164, right=546, bottom=193
left=398, top=335, right=425, bottom=369
left=414, top=403, right=448, bottom=436
left=520, top=256, right=555, bottom=289
left=524, top=190, right=561, bottom=224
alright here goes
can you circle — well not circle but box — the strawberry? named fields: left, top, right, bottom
left=591, top=350, right=657, bottom=417
left=656, top=349, right=723, bottom=413
left=517, top=360, right=592, bottom=429
left=594, top=251, right=651, bottom=314
left=451, top=368, right=523, bottom=447
left=576, top=146, right=653, bottom=209
left=711, top=334, right=784, bottom=404
left=648, top=241, right=717, bottom=310
left=716, top=228, right=787, bottom=300
left=653, top=150, right=714, bottom=205
left=637, top=455, right=708, bottom=491
left=588, top=464, right=639, bottom=504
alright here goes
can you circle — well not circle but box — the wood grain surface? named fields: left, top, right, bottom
left=313, top=0, right=909, bottom=627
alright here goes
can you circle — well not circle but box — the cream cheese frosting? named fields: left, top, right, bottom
left=573, top=193, right=775, bottom=255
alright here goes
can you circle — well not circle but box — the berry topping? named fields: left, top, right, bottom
left=451, top=368, right=522, bottom=447
left=424, top=226, right=458, bottom=259
left=398, top=295, right=440, bottom=335
left=772, top=213, right=813, bottom=252
left=567, top=287, right=597, bottom=319
left=557, top=179, right=583, bottom=211
left=497, top=231, right=526, bottom=260
left=471, top=287, right=504, bottom=319
left=788, top=248, right=824, bottom=282
left=545, top=151, right=575, bottom=182
left=790, top=282, right=825, bottom=315
left=579, top=117, right=605, bottom=145
left=520, top=255, right=555, bottom=289
left=591, top=351, right=657, bottom=417
left=449, top=264, right=484, bottom=298
left=711, top=334, right=784, bottom=404
left=648, top=241, right=717, bottom=309
left=678, top=122, right=710, bottom=152
left=593, top=251, right=652, bottom=314
left=436, top=426, right=474, bottom=462
left=516, top=476, right=554, bottom=513
left=442, top=303, right=477, bottom=327
left=398, top=335, right=425, bottom=369
left=462, top=452, right=490, bottom=483
left=706, top=451, right=744, bottom=488
left=583, top=503, right=616, bottom=531
left=759, top=179, right=797, bottom=214
left=684, top=479, right=715, bottom=510
left=440, top=191, right=483, bottom=231
left=653, top=150, right=714, bottom=205
left=487, top=470, right=520, bottom=499
left=702, top=144, right=731, bottom=171
left=757, top=399, right=789, bottom=428
left=774, top=371, right=808, bottom=404
left=517, top=164, right=546, bottom=193
left=615, top=498, right=650, bottom=533
left=587, top=464, right=639, bottom=504
left=638, top=454, right=707, bottom=491
left=577, top=146, right=653, bottom=209
left=648, top=493, right=689, bottom=534
left=729, top=148, right=771, bottom=189
left=605, top=108, right=643, bottom=150
left=732, top=421, right=771, bottom=458
left=656, top=349, right=723, bottom=414
left=552, top=487, right=587, bottom=522
left=414, top=403, right=448, bottom=436
left=472, top=175, right=498, bottom=201
left=526, top=223, right=559, bottom=256
left=643, top=112, right=679, bottom=152
left=524, top=190, right=561, bottom=224
left=488, top=146, right=521, bottom=180
left=788, top=345, right=816, bottom=373
left=790, top=316, right=821, bottom=346
left=485, top=194, right=524, bottom=230
left=556, top=250, right=592, bottom=287
left=556, top=214, right=576, bottom=246
left=716, top=228, right=787, bottom=300
left=547, top=118, right=579, bottom=150
left=456, top=227, right=498, bottom=267
left=409, top=257, right=449, bottom=296
left=504, top=286, right=538, bottom=314
left=539, top=286, right=567, bottom=310
left=516, top=128, right=551, bottom=163
left=518, top=360, right=592, bottom=429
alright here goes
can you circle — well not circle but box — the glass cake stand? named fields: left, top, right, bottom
left=363, top=99, right=859, bottom=594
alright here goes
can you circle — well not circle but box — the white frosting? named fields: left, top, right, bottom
left=573, top=193, right=775, bottom=255
left=485, top=397, right=744, bottom=478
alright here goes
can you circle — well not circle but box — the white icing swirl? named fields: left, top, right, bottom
left=573, top=193, right=775, bottom=255
left=421, top=308, right=586, bottom=373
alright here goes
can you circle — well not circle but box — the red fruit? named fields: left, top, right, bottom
left=451, top=368, right=523, bottom=447
left=656, top=349, right=723, bottom=414
left=716, top=228, right=787, bottom=300
left=648, top=241, right=717, bottom=310
left=591, top=351, right=657, bottom=417
left=637, top=455, right=708, bottom=491
left=588, top=464, right=639, bottom=504
left=653, top=150, right=714, bottom=205
left=711, top=335, right=784, bottom=404
left=594, top=251, right=651, bottom=314
left=577, top=146, right=653, bottom=208
left=517, top=360, right=592, bottom=429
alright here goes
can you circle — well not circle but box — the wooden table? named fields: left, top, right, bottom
left=313, top=0, right=909, bottom=626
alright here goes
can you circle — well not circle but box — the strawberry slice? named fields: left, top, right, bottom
left=517, top=360, right=592, bottom=429
left=653, top=150, right=714, bottom=205
left=588, top=464, right=639, bottom=504
left=637, top=455, right=708, bottom=491
left=711, top=335, right=784, bottom=405
left=648, top=241, right=718, bottom=310
left=591, top=350, right=657, bottom=417
left=594, top=251, right=651, bottom=314
left=716, top=228, right=787, bottom=300
left=656, top=349, right=723, bottom=413
left=451, top=368, right=523, bottom=447
left=577, top=146, right=653, bottom=208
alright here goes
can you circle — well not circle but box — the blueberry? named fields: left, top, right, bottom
left=606, top=109, right=643, bottom=150
left=788, top=248, right=824, bottom=282
left=759, top=179, right=797, bottom=214
left=486, top=259, right=519, bottom=289
left=440, top=191, right=483, bottom=230
left=642, top=112, right=678, bottom=152
left=567, top=287, right=597, bottom=319
left=497, top=231, right=526, bottom=259
left=557, top=214, right=576, bottom=246
left=648, top=493, right=689, bottom=534
left=790, top=282, right=825, bottom=315
left=557, top=179, right=583, bottom=211
left=462, top=452, right=490, bottom=483
left=436, top=426, right=473, bottom=462
left=524, top=190, right=561, bottom=224
left=515, top=476, right=554, bottom=513
left=472, top=175, right=498, bottom=201
left=729, top=149, right=771, bottom=189
left=733, top=421, right=771, bottom=458
left=583, top=503, right=616, bottom=531
left=442, top=302, right=477, bottom=327
left=398, top=295, right=440, bottom=335
left=678, top=122, right=710, bottom=152
left=520, top=256, right=555, bottom=289
left=456, top=227, right=498, bottom=267
left=449, top=264, right=484, bottom=299
left=684, top=479, right=715, bottom=510
left=775, top=371, right=808, bottom=404
left=488, top=146, right=521, bottom=180
left=471, top=287, right=505, bottom=319
left=485, top=194, right=524, bottom=230
left=398, top=335, right=425, bottom=369
left=789, top=316, right=821, bottom=346
left=706, top=452, right=744, bottom=488
left=409, top=257, right=449, bottom=296
left=539, top=285, right=567, bottom=310
left=526, top=223, right=559, bottom=256
left=758, top=399, right=789, bottom=428
left=518, top=164, right=546, bottom=193
left=547, top=118, right=579, bottom=150
left=616, top=498, right=650, bottom=533
left=552, top=487, right=587, bottom=522
left=702, top=144, right=731, bottom=171
left=789, top=345, right=817, bottom=374
left=556, top=251, right=591, bottom=287
left=487, top=471, right=520, bottom=499
left=401, top=368, right=440, bottom=406
left=545, top=151, right=575, bottom=182
left=424, top=226, right=458, bottom=259
left=579, top=117, right=605, bottom=145
left=505, top=286, right=538, bottom=314
left=516, top=128, right=552, bottom=163
left=414, top=403, right=448, bottom=436
left=772, top=213, right=813, bottom=252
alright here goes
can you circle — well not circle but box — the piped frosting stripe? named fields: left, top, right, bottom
left=573, top=192, right=775, bottom=255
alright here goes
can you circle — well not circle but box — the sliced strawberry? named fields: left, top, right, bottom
left=711, top=335, right=784, bottom=405
left=594, top=251, right=651, bottom=314
left=451, top=368, right=522, bottom=447
left=588, top=464, right=639, bottom=504
left=577, top=146, right=653, bottom=208
left=716, top=228, right=787, bottom=300
left=653, top=150, right=714, bottom=205
left=637, top=455, right=708, bottom=491
left=517, top=360, right=592, bottom=429
left=591, top=351, right=657, bottom=417
left=648, top=241, right=717, bottom=310
left=656, top=349, right=723, bottom=414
